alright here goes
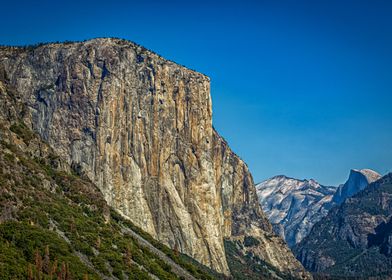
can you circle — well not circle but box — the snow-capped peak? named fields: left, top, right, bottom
left=256, top=175, right=336, bottom=247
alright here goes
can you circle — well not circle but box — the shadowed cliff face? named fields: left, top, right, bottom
left=295, top=174, right=392, bottom=277
left=332, top=169, right=381, bottom=204
left=0, top=38, right=309, bottom=278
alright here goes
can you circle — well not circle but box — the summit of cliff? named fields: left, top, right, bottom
left=332, top=168, right=381, bottom=204
left=0, top=38, right=310, bottom=279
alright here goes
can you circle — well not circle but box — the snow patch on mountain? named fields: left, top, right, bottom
left=256, top=175, right=336, bottom=247
left=256, top=169, right=381, bottom=248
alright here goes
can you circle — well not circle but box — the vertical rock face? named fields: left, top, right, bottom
left=212, top=134, right=309, bottom=277
left=295, top=173, right=392, bottom=277
left=256, top=176, right=336, bottom=247
left=0, top=38, right=309, bottom=277
left=332, top=169, right=381, bottom=204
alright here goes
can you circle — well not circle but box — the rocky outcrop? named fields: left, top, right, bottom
left=256, top=176, right=336, bottom=247
left=257, top=169, right=381, bottom=248
left=0, top=83, right=217, bottom=279
left=295, top=173, right=392, bottom=278
left=332, top=169, right=381, bottom=204
left=213, top=137, right=309, bottom=277
left=0, top=38, right=309, bottom=278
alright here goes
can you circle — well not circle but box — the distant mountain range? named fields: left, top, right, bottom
left=256, top=175, right=336, bottom=247
left=295, top=173, right=392, bottom=278
left=256, top=169, right=381, bottom=248
left=257, top=169, right=392, bottom=278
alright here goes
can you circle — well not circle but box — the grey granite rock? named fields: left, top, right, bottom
left=0, top=38, right=310, bottom=278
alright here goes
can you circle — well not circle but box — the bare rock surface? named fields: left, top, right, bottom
left=256, top=176, right=336, bottom=247
left=0, top=38, right=309, bottom=278
left=295, top=173, right=392, bottom=277
left=332, top=169, right=381, bottom=204
left=257, top=169, right=381, bottom=248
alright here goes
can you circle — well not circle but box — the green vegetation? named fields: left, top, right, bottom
left=10, top=122, right=34, bottom=143
left=0, top=222, right=95, bottom=279
left=243, top=236, right=260, bottom=247
left=112, top=212, right=222, bottom=280
left=224, top=240, right=298, bottom=280
left=295, top=174, right=392, bottom=278
left=0, top=122, right=220, bottom=279
left=327, top=247, right=392, bottom=278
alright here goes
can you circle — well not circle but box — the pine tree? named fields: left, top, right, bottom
left=124, top=245, right=132, bottom=267
left=27, top=263, right=33, bottom=280
left=70, top=218, right=76, bottom=233
left=58, top=262, right=66, bottom=280
left=95, top=236, right=101, bottom=249
left=43, top=245, right=51, bottom=275
left=174, top=242, right=179, bottom=257
left=34, top=249, right=43, bottom=279
left=51, top=259, right=58, bottom=279
left=65, top=262, right=70, bottom=280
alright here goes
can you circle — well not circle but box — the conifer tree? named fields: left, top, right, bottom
left=27, top=263, right=33, bottom=280
left=124, top=245, right=132, bottom=267
left=43, top=245, right=50, bottom=274
left=34, top=249, right=43, bottom=279
left=51, top=259, right=58, bottom=279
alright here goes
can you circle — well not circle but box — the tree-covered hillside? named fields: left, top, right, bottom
left=295, top=173, right=392, bottom=279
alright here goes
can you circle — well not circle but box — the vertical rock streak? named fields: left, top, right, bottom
left=0, top=38, right=308, bottom=277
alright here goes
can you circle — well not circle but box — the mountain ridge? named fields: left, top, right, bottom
left=0, top=37, right=209, bottom=79
left=256, top=176, right=336, bottom=247
left=0, top=38, right=310, bottom=279
left=294, top=173, right=392, bottom=278
left=256, top=168, right=381, bottom=249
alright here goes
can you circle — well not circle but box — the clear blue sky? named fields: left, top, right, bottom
left=2, top=0, right=392, bottom=185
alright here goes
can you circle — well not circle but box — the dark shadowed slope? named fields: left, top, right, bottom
left=295, top=173, right=392, bottom=278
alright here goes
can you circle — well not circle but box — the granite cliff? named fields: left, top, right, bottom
left=0, top=38, right=309, bottom=278
left=0, top=95, right=222, bottom=280
left=295, top=173, right=392, bottom=278
left=332, top=169, right=381, bottom=204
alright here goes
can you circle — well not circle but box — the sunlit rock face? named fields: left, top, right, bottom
left=0, top=38, right=309, bottom=278
left=256, top=175, right=336, bottom=247
left=257, top=169, right=381, bottom=248
left=332, top=169, right=381, bottom=204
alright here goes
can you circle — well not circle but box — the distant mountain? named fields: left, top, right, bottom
left=256, top=169, right=381, bottom=248
left=294, top=173, right=392, bottom=278
left=332, top=169, right=381, bottom=204
left=256, top=176, right=336, bottom=247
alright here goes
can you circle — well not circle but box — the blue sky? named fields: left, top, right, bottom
left=2, top=0, right=392, bottom=185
